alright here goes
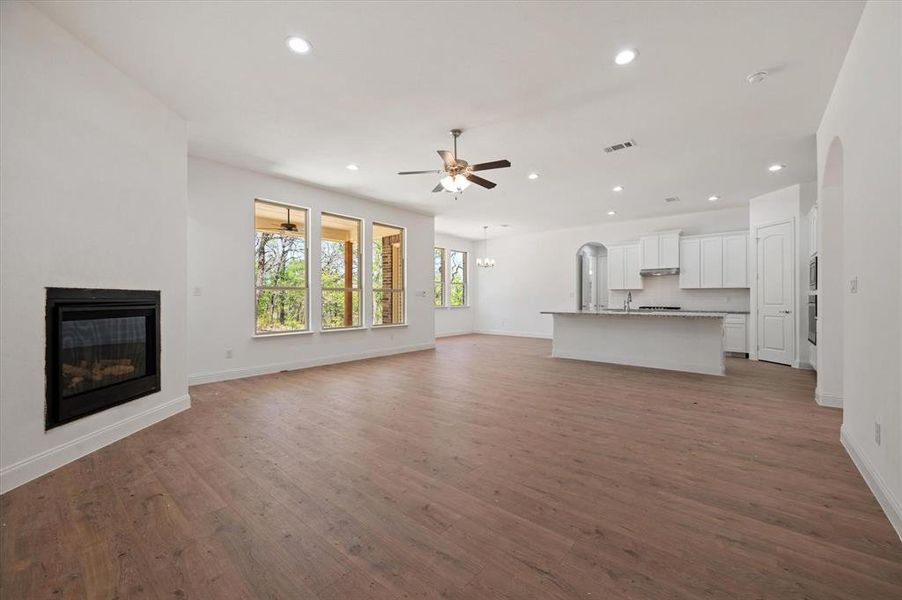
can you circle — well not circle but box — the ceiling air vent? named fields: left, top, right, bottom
left=664, top=196, right=680, bottom=203
left=603, top=139, right=637, bottom=153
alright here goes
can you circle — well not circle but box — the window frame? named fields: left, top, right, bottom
left=253, top=198, right=310, bottom=336
left=372, top=222, right=407, bottom=327
left=320, top=211, right=364, bottom=331
left=448, top=249, right=469, bottom=308
left=434, top=246, right=446, bottom=308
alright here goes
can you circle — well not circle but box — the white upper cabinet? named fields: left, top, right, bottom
left=624, top=244, right=643, bottom=289
left=680, top=231, right=749, bottom=289
left=639, top=236, right=659, bottom=270
left=722, top=234, right=749, bottom=288
left=639, top=231, right=680, bottom=270
left=700, top=237, right=723, bottom=288
left=659, top=232, right=680, bottom=269
left=679, top=238, right=701, bottom=288
left=607, top=243, right=643, bottom=290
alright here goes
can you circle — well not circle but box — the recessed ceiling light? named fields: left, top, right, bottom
left=286, top=36, right=312, bottom=54
left=614, top=49, right=638, bottom=66
left=768, top=163, right=785, bottom=172
left=607, top=210, right=617, bottom=216
left=346, top=164, right=359, bottom=171
left=612, top=185, right=624, bottom=192
left=527, top=172, right=539, bottom=180
left=708, top=195, right=719, bottom=202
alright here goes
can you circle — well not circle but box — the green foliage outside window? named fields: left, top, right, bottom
left=449, top=250, right=467, bottom=307
left=255, top=232, right=307, bottom=333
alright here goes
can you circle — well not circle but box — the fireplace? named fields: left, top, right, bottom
left=46, top=288, right=160, bottom=429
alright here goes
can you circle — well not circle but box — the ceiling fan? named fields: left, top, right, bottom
left=258, top=207, right=299, bottom=232
left=398, top=129, right=511, bottom=194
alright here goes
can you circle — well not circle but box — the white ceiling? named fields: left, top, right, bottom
left=35, top=1, right=863, bottom=239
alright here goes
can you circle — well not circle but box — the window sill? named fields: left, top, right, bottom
left=435, top=305, right=470, bottom=310
left=372, top=323, right=408, bottom=329
left=320, top=325, right=367, bottom=333
left=253, top=330, right=314, bottom=339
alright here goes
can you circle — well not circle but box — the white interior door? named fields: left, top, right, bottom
left=757, top=221, right=794, bottom=365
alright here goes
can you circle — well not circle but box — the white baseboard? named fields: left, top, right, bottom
left=473, top=329, right=552, bottom=340
left=188, top=342, right=436, bottom=385
left=815, top=388, right=843, bottom=408
left=436, top=330, right=475, bottom=338
left=841, top=425, right=902, bottom=541
left=0, top=393, right=191, bottom=494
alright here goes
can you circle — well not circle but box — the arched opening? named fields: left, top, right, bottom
left=818, top=136, right=844, bottom=407
left=576, top=242, right=608, bottom=310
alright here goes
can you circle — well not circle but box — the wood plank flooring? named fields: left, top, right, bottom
left=2, top=334, right=901, bottom=599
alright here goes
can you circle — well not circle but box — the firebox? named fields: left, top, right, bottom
left=45, top=288, right=161, bottom=429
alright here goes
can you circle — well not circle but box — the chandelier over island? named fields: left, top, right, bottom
left=476, top=225, right=495, bottom=268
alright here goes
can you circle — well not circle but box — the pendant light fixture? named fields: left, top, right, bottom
left=476, top=225, right=495, bottom=268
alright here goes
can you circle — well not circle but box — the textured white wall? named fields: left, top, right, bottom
left=187, top=157, right=436, bottom=384
left=816, top=0, right=901, bottom=536
left=0, top=2, right=189, bottom=492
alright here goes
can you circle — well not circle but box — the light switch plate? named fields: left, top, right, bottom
left=849, top=277, right=858, bottom=294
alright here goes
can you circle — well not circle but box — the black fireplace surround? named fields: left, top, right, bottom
left=46, top=288, right=160, bottom=429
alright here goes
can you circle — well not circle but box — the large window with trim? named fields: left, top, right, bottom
left=321, top=213, right=362, bottom=329
left=254, top=200, right=308, bottom=334
left=434, top=247, right=445, bottom=306
left=449, top=250, right=468, bottom=307
left=372, top=223, right=405, bottom=326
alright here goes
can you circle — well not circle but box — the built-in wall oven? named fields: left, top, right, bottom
left=808, top=295, right=817, bottom=345
left=809, top=256, right=818, bottom=292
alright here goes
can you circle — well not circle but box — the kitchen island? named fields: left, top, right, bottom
left=540, top=309, right=727, bottom=375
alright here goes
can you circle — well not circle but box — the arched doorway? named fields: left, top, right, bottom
left=576, top=243, right=608, bottom=310
left=817, top=137, right=844, bottom=407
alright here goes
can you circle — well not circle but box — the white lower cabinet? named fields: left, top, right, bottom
left=723, top=314, right=748, bottom=353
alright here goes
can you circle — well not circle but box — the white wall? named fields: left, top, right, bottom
left=187, top=157, right=435, bottom=384
left=748, top=183, right=814, bottom=368
left=474, top=207, right=750, bottom=338
left=816, top=0, right=901, bottom=537
left=434, top=233, right=477, bottom=337
left=0, top=2, right=189, bottom=493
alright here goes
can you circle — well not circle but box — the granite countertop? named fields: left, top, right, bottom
left=540, top=309, right=727, bottom=318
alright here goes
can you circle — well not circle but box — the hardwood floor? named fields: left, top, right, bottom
left=2, top=334, right=901, bottom=599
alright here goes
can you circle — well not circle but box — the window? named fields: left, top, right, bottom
left=254, top=200, right=308, bottom=334
left=321, top=212, right=362, bottom=329
left=449, top=250, right=467, bottom=307
left=434, top=247, right=445, bottom=306
left=372, top=223, right=405, bottom=325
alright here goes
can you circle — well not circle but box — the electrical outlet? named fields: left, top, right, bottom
left=875, top=422, right=881, bottom=446
left=850, top=277, right=858, bottom=294
left=225, top=348, right=233, bottom=359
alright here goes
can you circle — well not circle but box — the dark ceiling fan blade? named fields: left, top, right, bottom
left=437, top=150, right=455, bottom=167
left=470, top=159, right=511, bottom=172
left=466, top=174, right=496, bottom=189
left=398, top=170, right=442, bottom=175
left=432, top=182, right=445, bottom=193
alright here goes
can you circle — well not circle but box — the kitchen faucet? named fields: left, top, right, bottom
left=624, top=291, right=632, bottom=313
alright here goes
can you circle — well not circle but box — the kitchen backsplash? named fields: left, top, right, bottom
left=607, top=276, right=750, bottom=311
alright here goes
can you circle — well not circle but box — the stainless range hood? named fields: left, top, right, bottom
left=640, top=267, right=680, bottom=277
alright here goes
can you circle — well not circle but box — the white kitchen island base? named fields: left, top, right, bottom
left=544, top=311, right=726, bottom=376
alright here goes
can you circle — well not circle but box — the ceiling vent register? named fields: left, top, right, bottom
left=603, top=139, right=637, bottom=153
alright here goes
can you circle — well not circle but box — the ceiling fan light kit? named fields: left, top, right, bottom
left=398, top=129, right=511, bottom=195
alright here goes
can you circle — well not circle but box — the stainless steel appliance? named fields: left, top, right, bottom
left=809, top=256, right=817, bottom=292
left=808, top=295, right=817, bottom=345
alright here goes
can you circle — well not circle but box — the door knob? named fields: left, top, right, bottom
left=780, top=310, right=792, bottom=314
